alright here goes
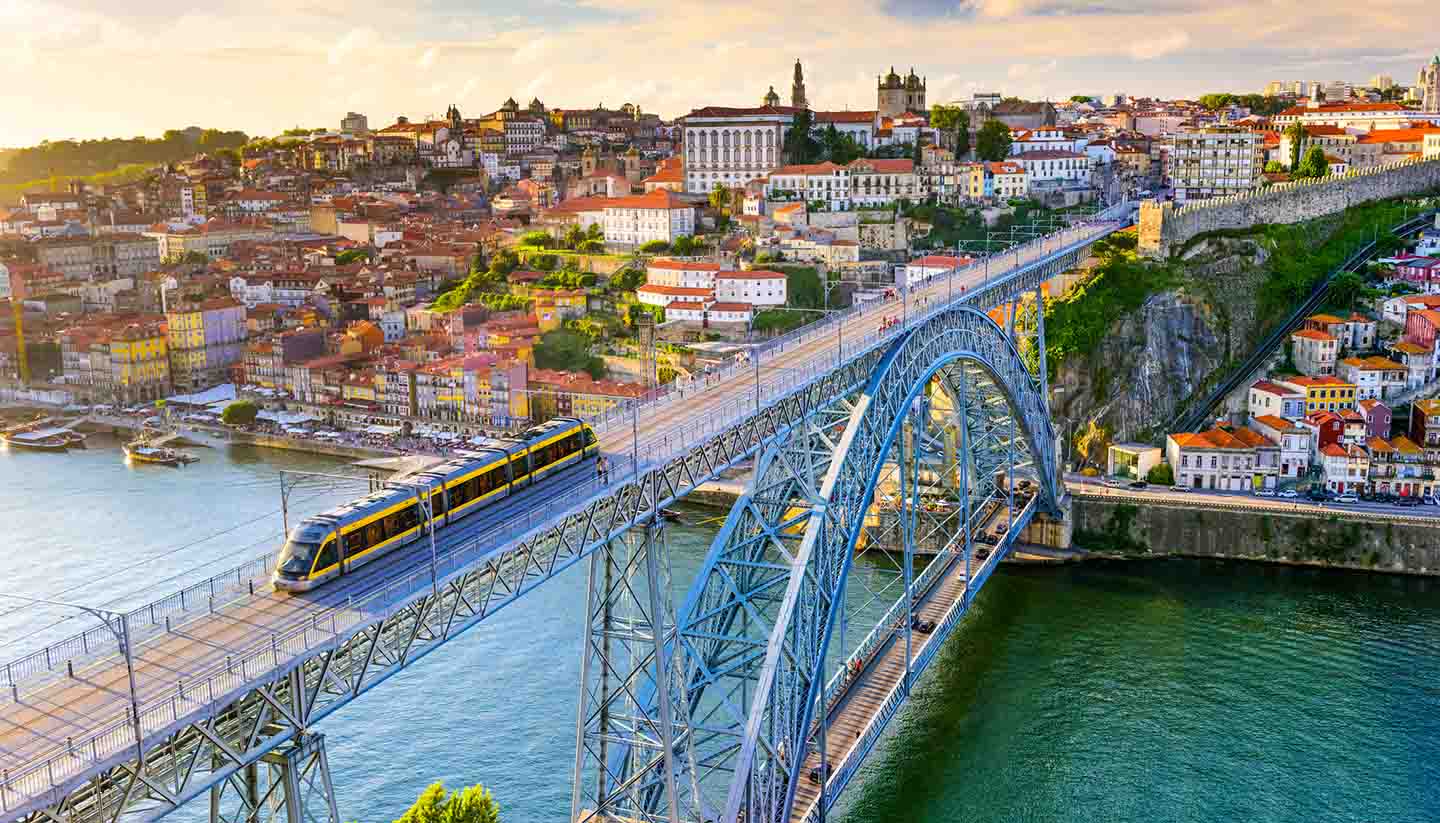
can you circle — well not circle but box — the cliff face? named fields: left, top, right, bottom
left=1052, top=237, right=1270, bottom=442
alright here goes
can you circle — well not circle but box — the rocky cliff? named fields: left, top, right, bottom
left=1051, top=236, right=1271, bottom=443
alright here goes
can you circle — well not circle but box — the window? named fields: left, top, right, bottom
left=313, top=539, right=338, bottom=572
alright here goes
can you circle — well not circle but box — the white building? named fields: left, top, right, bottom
left=765, top=162, right=851, bottom=210
left=646, top=258, right=722, bottom=289
left=814, top=111, right=879, bottom=150
left=1011, top=150, right=1092, bottom=191
left=681, top=105, right=794, bottom=193
left=566, top=190, right=696, bottom=248
left=1167, top=126, right=1261, bottom=203
left=715, top=270, right=787, bottom=306
left=902, top=254, right=975, bottom=287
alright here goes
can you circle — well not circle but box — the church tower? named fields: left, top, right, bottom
left=791, top=59, right=809, bottom=110
left=763, top=86, right=780, bottom=107
left=1422, top=55, right=1440, bottom=113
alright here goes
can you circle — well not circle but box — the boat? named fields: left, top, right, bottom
left=1, top=426, right=83, bottom=452
left=123, top=440, right=197, bottom=467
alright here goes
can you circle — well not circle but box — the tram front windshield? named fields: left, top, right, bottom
left=278, top=523, right=331, bottom=575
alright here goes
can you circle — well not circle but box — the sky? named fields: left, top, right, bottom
left=1, top=0, right=1437, bottom=148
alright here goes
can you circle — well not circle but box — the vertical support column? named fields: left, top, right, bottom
left=902, top=401, right=916, bottom=695
left=572, top=519, right=691, bottom=823
left=958, top=367, right=973, bottom=607
left=1033, top=282, right=1049, bottom=399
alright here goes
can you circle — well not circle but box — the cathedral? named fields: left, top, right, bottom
left=1421, top=54, right=1440, bottom=113
left=877, top=67, right=926, bottom=118
left=761, top=59, right=809, bottom=109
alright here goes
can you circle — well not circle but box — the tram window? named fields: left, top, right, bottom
left=583, top=428, right=597, bottom=446
left=314, top=539, right=338, bottom=572
left=365, top=521, right=383, bottom=548
left=396, top=504, right=418, bottom=533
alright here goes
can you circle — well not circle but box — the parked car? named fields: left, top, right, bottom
left=1170, top=484, right=1189, bottom=492
left=1103, top=478, right=1123, bottom=488
left=1277, top=489, right=1299, bottom=499
left=1397, top=496, right=1422, bottom=507
left=1336, top=493, right=1359, bottom=504
left=1425, top=495, right=1439, bottom=506
left=1128, top=480, right=1148, bottom=489
left=1256, top=489, right=1276, bottom=497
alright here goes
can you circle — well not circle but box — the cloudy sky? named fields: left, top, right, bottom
left=2, top=0, right=1436, bottom=147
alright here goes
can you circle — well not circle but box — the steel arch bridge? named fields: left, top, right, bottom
left=573, top=304, right=1060, bottom=823
left=2, top=211, right=1126, bottom=823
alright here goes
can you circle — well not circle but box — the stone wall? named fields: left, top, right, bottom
left=1072, top=495, right=1440, bottom=575
left=1138, top=158, right=1440, bottom=258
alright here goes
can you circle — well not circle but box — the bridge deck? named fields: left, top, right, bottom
left=0, top=220, right=1117, bottom=816
left=789, top=500, right=1026, bottom=823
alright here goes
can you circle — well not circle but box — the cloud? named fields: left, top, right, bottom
left=417, top=46, right=438, bottom=69
left=1129, top=29, right=1189, bottom=60
left=1007, top=59, right=1058, bottom=79
left=328, top=28, right=378, bottom=65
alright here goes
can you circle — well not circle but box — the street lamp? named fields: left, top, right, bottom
left=1, top=594, right=145, bottom=767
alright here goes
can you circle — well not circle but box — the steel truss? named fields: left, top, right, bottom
left=5, top=225, right=1103, bottom=823
left=631, top=304, right=1059, bottom=823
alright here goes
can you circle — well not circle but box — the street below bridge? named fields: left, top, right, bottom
left=0, top=217, right=1123, bottom=821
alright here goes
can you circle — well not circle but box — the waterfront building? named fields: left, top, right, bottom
left=166, top=298, right=248, bottom=392
left=1167, top=126, right=1261, bottom=204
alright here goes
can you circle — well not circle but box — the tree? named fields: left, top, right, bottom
left=1296, top=144, right=1330, bottom=179
left=609, top=267, right=645, bottom=291
left=1073, top=419, right=1110, bottom=470
left=1264, top=160, right=1284, bottom=174
left=534, top=329, right=606, bottom=379
left=671, top=235, right=699, bottom=256
left=1285, top=121, right=1307, bottom=170
left=708, top=183, right=732, bottom=213
left=520, top=230, right=553, bottom=249
left=975, top=119, right=1013, bottom=162
left=1069, top=95, right=1093, bottom=104
left=1146, top=463, right=1175, bottom=485
left=639, top=239, right=670, bottom=254
left=783, top=108, right=819, bottom=165
left=334, top=249, right=371, bottom=265
left=929, top=105, right=971, bottom=155
left=220, top=400, right=258, bottom=426
left=561, top=224, right=585, bottom=250
left=1327, top=270, right=1366, bottom=312
left=397, top=782, right=500, bottom=823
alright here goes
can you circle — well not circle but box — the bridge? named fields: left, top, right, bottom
left=0, top=203, right=1131, bottom=823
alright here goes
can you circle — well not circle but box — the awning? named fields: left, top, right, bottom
left=365, top=424, right=401, bottom=435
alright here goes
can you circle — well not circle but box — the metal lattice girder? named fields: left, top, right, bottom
left=666, top=305, right=1058, bottom=823
left=572, top=520, right=700, bottom=823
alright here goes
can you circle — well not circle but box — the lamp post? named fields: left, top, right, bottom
left=1, top=594, right=145, bottom=767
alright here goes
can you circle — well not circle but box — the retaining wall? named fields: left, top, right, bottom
left=1073, top=494, right=1440, bottom=575
left=1138, top=158, right=1440, bottom=258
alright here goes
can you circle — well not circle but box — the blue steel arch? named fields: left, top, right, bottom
left=666, top=304, right=1057, bottom=823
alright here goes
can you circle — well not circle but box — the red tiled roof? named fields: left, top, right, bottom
left=716, top=270, right=786, bottom=280
left=648, top=259, right=721, bottom=271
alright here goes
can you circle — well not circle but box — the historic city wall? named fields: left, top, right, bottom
left=1072, top=495, right=1440, bottom=575
left=1138, top=158, right=1440, bottom=258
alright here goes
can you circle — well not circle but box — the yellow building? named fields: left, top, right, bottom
left=1282, top=376, right=1357, bottom=414
left=109, top=324, right=170, bottom=402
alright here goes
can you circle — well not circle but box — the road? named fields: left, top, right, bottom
left=1066, top=475, right=1440, bottom=519
left=0, top=219, right=1123, bottom=814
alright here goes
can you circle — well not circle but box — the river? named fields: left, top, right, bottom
left=3, top=439, right=1437, bottom=822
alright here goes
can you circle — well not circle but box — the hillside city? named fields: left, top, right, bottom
left=2, top=57, right=1440, bottom=482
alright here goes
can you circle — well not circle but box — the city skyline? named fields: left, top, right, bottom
left=1, top=0, right=1436, bottom=148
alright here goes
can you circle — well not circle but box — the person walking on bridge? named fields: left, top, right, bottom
left=597, top=455, right=609, bottom=485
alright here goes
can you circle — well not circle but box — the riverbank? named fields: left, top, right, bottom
left=1073, top=495, right=1440, bottom=576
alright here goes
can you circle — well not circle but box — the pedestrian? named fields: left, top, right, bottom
left=597, top=455, right=609, bottom=485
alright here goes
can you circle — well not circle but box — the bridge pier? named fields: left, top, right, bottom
left=208, top=733, right=339, bottom=823
left=1017, top=493, right=1073, bottom=551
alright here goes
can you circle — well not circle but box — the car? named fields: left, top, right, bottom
left=1397, top=496, right=1422, bottom=507
left=1256, top=489, right=1276, bottom=497
left=1336, top=493, right=1359, bottom=504
left=1277, top=489, right=1299, bottom=499
left=1103, top=478, right=1123, bottom=488
left=1170, top=484, right=1188, bottom=492
left=1128, top=480, right=1148, bottom=489
left=1426, top=495, right=1439, bottom=506
left=808, top=764, right=830, bottom=784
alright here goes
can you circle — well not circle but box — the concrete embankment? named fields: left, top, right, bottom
left=78, top=415, right=399, bottom=460
left=1072, top=494, right=1440, bottom=576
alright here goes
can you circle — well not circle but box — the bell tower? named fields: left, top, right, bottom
left=791, top=59, right=808, bottom=110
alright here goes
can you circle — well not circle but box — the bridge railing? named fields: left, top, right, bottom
left=0, top=216, right=1123, bottom=703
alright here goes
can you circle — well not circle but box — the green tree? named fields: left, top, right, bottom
left=577, top=238, right=606, bottom=253
left=783, top=108, right=819, bottom=164
left=584, top=222, right=603, bottom=242
left=1146, top=463, right=1175, bottom=485
left=1069, top=95, right=1093, bottom=104
left=397, top=782, right=500, bottom=823
left=334, top=249, right=371, bottom=265
left=220, top=400, right=258, bottom=426
left=1285, top=121, right=1307, bottom=170
left=974, top=119, right=1013, bottom=162
left=520, top=230, right=553, bottom=249
left=1326, top=270, right=1366, bottom=312
left=771, top=265, right=822, bottom=309
left=1264, top=160, right=1283, bottom=174
left=708, top=183, right=732, bottom=212
left=561, top=224, right=585, bottom=250
left=609, top=267, right=645, bottom=291
left=1074, top=419, right=1110, bottom=470
left=671, top=235, right=699, bottom=256
left=534, top=330, right=605, bottom=379
left=929, top=105, right=971, bottom=155
left=1296, top=144, right=1330, bottom=179
left=639, top=239, right=670, bottom=254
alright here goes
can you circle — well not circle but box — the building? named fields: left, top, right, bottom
left=877, top=67, right=926, bottom=118
left=1168, top=126, right=1261, bottom=203
left=1290, top=328, right=1338, bottom=376
left=1357, top=398, right=1392, bottom=440
left=35, top=234, right=160, bottom=280
left=1249, top=415, right=1312, bottom=479
left=1166, top=426, right=1270, bottom=491
left=1106, top=443, right=1162, bottom=480
left=715, top=270, right=786, bottom=306
left=596, top=190, right=696, bottom=248
left=765, top=162, right=851, bottom=210
left=1271, top=101, right=1414, bottom=130
left=681, top=105, right=794, bottom=193
left=1318, top=443, right=1369, bottom=494
left=341, top=112, right=369, bottom=133
left=1420, top=55, right=1440, bottom=113
left=1335, top=356, right=1407, bottom=401
left=1249, top=380, right=1306, bottom=420
left=903, top=255, right=974, bottom=288
left=645, top=259, right=722, bottom=289
left=791, top=59, right=809, bottom=110
left=1279, top=376, right=1357, bottom=414
left=1011, top=150, right=1090, bottom=194
left=846, top=158, right=917, bottom=207
left=166, top=298, right=247, bottom=392
left=1408, top=398, right=1440, bottom=449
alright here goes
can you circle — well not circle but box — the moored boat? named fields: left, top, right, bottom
left=123, top=441, right=197, bottom=467
left=2, top=426, right=80, bottom=452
